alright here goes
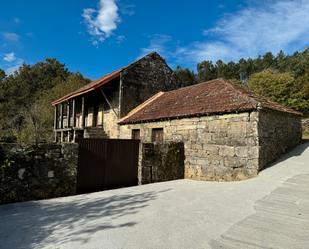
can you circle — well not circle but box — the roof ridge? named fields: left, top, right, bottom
left=164, top=78, right=226, bottom=94
left=223, top=80, right=259, bottom=107
left=119, top=78, right=301, bottom=124
left=51, top=52, right=163, bottom=105
left=225, top=80, right=302, bottom=116
left=79, top=52, right=159, bottom=86
left=123, top=51, right=172, bottom=72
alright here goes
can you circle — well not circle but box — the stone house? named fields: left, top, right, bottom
left=119, top=79, right=302, bottom=180
left=52, top=52, right=175, bottom=142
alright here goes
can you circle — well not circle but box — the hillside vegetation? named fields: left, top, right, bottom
left=174, top=49, right=309, bottom=113
left=0, top=49, right=308, bottom=143
left=0, top=59, right=90, bottom=143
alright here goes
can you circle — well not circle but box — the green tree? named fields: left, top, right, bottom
left=248, top=70, right=293, bottom=101
left=224, top=61, right=239, bottom=79
left=197, top=60, right=217, bottom=82
left=215, top=60, right=226, bottom=78
left=173, top=66, right=196, bottom=87
left=274, top=50, right=287, bottom=72
left=288, top=73, right=309, bottom=113
left=238, top=58, right=253, bottom=82
left=16, top=73, right=90, bottom=143
left=0, top=59, right=89, bottom=143
left=262, top=52, right=275, bottom=68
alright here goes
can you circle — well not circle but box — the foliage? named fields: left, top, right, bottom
left=0, top=158, right=14, bottom=173
left=178, top=48, right=309, bottom=113
left=248, top=70, right=309, bottom=112
left=173, top=66, right=196, bottom=87
left=0, top=59, right=90, bottom=143
left=197, top=60, right=217, bottom=82
left=17, top=73, right=89, bottom=143
left=248, top=70, right=294, bottom=102
left=0, top=48, right=309, bottom=143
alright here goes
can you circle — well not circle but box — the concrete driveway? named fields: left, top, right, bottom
left=1, top=142, right=309, bottom=249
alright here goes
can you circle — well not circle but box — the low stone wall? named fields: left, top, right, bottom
left=139, top=142, right=185, bottom=184
left=120, top=112, right=260, bottom=181
left=258, top=110, right=302, bottom=170
left=0, top=143, right=78, bottom=204
left=302, top=118, right=309, bottom=133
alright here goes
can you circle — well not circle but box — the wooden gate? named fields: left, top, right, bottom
left=76, top=138, right=139, bottom=194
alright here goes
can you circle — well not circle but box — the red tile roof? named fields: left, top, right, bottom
left=52, top=69, right=122, bottom=105
left=119, top=79, right=301, bottom=124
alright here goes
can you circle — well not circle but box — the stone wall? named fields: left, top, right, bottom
left=258, top=110, right=302, bottom=170
left=120, top=112, right=260, bottom=180
left=101, top=80, right=120, bottom=138
left=0, top=143, right=78, bottom=204
left=104, top=107, right=120, bottom=138
left=95, top=53, right=176, bottom=139
left=302, top=118, right=309, bottom=133
left=139, top=142, right=185, bottom=184
left=120, top=52, right=176, bottom=117
left=120, top=110, right=302, bottom=180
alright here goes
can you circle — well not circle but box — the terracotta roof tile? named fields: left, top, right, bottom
left=51, top=69, right=122, bottom=105
left=119, top=79, right=301, bottom=124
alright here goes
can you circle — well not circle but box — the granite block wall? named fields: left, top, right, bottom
left=120, top=112, right=260, bottom=180
left=258, top=110, right=302, bottom=170
left=120, top=110, right=301, bottom=181
left=139, top=142, right=185, bottom=184
left=0, top=143, right=78, bottom=204
left=120, top=52, right=176, bottom=117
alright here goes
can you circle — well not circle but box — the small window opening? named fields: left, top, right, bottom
left=132, top=129, right=140, bottom=140
left=152, top=128, right=163, bottom=142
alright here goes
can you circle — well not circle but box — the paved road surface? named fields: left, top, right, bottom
left=0, top=142, right=308, bottom=249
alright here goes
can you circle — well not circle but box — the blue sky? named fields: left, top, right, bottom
left=1, top=0, right=309, bottom=80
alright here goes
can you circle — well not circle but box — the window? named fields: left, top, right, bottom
left=152, top=128, right=163, bottom=142
left=132, top=129, right=140, bottom=140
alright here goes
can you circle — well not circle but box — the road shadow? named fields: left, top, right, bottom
left=0, top=188, right=170, bottom=249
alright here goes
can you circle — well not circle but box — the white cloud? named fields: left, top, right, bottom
left=3, top=52, right=16, bottom=62
left=141, top=1, right=309, bottom=67
left=186, top=0, right=309, bottom=63
left=177, top=42, right=238, bottom=64
left=116, top=35, right=125, bottom=43
left=120, top=3, right=135, bottom=16
left=5, top=63, right=22, bottom=75
left=2, top=32, right=20, bottom=42
left=1, top=53, right=23, bottom=75
left=82, top=0, right=120, bottom=45
left=140, top=34, right=173, bottom=58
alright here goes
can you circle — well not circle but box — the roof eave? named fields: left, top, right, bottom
left=258, top=106, right=303, bottom=117
left=51, top=71, right=121, bottom=106
left=119, top=108, right=258, bottom=125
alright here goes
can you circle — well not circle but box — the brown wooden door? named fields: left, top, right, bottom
left=76, top=138, right=139, bottom=194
